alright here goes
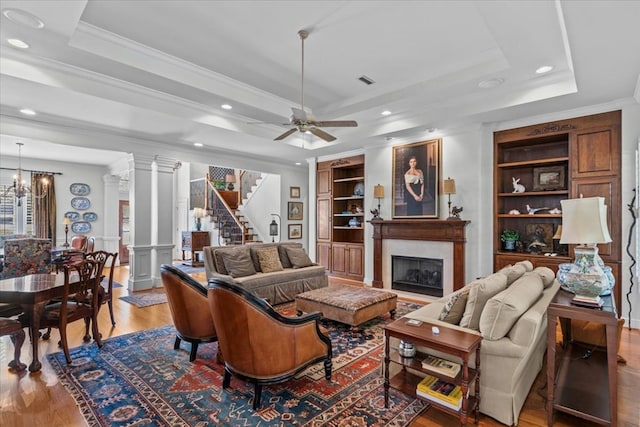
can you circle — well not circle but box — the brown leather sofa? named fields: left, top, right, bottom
left=208, top=277, right=332, bottom=409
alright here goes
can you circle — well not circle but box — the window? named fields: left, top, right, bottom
left=0, top=171, right=34, bottom=236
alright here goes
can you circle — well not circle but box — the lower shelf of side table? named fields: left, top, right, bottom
left=554, top=342, right=611, bottom=424
left=389, top=369, right=479, bottom=419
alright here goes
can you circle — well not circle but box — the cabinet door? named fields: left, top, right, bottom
left=317, top=168, right=331, bottom=196
left=347, top=244, right=363, bottom=277
left=331, top=243, right=347, bottom=275
left=571, top=125, right=620, bottom=178
left=317, top=198, right=331, bottom=241
left=316, top=242, right=331, bottom=271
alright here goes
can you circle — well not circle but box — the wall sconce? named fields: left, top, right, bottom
left=372, top=184, right=385, bottom=219
left=63, top=217, right=71, bottom=247
left=269, top=213, right=281, bottom=242
left=442, top=177, right=459, bottom=219
left=225, top=173, right=236, bottom=191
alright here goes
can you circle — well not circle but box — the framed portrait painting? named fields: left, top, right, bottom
left=392, top=138, right=442, bottom=218
left=288, top=224, right=302, bottom=239
left=288, top=202, right=303, bottom=220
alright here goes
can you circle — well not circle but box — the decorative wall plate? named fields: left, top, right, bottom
left=82, top=212, right=98, bottom=222
left=70, top=183, right=91, bottom=196
left=71, top=221, right=91, bottom=234
left=64, top=211, right=81, bottom=221
left=71, top=197, right=91, bottom=210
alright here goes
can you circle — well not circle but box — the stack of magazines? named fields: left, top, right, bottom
left=421, top=354, right=461, bottom=377
left=416, top=375, right=463, bottom=410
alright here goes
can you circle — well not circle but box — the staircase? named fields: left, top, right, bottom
left=206, top=172, right=263, bottom=245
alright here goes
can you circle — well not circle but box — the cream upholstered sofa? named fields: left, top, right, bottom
left=403, top=260, right=560, bottom=426
left=203, top=242, right=327, bottom=305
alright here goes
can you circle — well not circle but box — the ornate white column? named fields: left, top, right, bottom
left=127, top=153, right=154, bottom=291
left=151, top=156, right=177, bottom=285
left=102, top=174, right=121, bottom=260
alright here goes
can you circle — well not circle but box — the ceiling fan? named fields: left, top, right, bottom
left=274, top=30, right=358, bottom=142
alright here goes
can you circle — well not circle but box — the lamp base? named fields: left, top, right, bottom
left=556, top=246, right=613, bottom=300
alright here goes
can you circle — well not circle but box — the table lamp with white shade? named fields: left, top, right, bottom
left=557, top=196, right=612, bottom=305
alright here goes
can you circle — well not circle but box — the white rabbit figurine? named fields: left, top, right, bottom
left=512, top=177, right=525, bottom=193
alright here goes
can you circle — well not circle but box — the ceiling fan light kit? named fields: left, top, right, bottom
left=274, top=29, right=358, bottom=142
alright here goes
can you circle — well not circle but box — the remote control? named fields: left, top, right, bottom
left=432, top=326, right=440, bottom=335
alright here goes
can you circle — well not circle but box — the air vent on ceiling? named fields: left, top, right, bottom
left=358, top=75, right=375, bottom=85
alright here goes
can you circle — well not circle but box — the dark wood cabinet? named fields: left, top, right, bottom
left=316, top=155, right=365, bottom=280
left=493, top=110, right=622, bottom=309
left=181, top=231, right=210, bottom=267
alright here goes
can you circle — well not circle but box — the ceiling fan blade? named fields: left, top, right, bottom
left=274, top=128, right=297, bottom=141
left=313, top=120, right=358, bottom=128
left=309, top=127, right=336, bottom=142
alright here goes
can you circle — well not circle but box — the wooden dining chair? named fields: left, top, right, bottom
left=35, top=259, right=103, bottom=364
left=0, top=317, right=26, bottom=372
left=85, top=250, right=118, bottom=326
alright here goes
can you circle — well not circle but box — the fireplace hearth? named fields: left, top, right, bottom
left=392, top=255, right=443, bottom=297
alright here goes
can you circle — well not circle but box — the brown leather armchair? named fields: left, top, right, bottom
left=160, top=265, right=218, bottom=362
left=208, top=277, right=332, bottom=410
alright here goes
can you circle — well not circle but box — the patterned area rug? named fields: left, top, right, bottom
left=119, top=291, right=167, bottom=307
left=172, top=261, right=205, bottom=275
left=47, top=301, right=427, bottom=426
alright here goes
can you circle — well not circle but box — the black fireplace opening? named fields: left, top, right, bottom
left=392, top=255, right=443, bottom=297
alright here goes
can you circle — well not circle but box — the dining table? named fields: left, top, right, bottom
left=0, top=272, right=96, bottom=372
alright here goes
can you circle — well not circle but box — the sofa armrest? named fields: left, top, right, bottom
left=206, top=271, right=237, bottom=283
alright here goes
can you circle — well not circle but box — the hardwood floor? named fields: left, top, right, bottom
left=0, top=268, right=638, bottom=426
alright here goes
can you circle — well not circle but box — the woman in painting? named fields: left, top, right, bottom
left=404, top=156, right=424, bottom=215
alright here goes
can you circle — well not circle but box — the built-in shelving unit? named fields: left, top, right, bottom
left=493, top=110, right=622, bottom=309
left=316, top=155, right=365, bottom=280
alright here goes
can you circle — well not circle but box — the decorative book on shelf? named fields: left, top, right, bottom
left=421, top=354, right=461, bottom=377
left=416, top=375, right=463, bottom=409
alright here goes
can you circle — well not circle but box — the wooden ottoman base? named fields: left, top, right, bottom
left=295, top=285, right=397, bottom=327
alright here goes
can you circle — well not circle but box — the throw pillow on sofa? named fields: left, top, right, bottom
left=479, top=272, right=544, bottom=340
left=222, top=250, right=257, bottom=278
left=497, top=264, right=527, bottom=286
left=438, top=287, right=470, bottom=324
left=256, top=246, right=284, bottom=273
left=459, top=273, right=508, bottom=331
left=285, top=247, right=314, bottom=268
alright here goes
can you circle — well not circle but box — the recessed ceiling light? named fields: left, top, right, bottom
left=221, top=104, right=232, bottom=110
left=478, top=78, right=505, bottom=89
left=381, top=110, right=392, bottom=116
left=295, top=162, right=302, bottom=166
left=426, top=128, right=436, bottom=133
left=7, top=38, right=29, bottom=49
left=19, top=108, right=36, bottom=116
left=536, top=65, right=553, bottom=74
left=2, top=8, right=45, bottom=29
left=193, top=142, right=203, bottom=147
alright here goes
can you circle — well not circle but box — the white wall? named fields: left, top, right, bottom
left=0, top=155, right=111, bottom=248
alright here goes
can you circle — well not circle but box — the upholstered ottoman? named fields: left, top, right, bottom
left=295, top=285, right=397, bottom=327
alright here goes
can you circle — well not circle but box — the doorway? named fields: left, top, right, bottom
left=119, top=200, right=130, bottom=264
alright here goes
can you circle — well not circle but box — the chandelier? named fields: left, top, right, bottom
left=2, top=142, right=48, bottom=206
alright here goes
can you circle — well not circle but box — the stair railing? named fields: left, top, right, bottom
left=205, top=174, right=245, bottom=245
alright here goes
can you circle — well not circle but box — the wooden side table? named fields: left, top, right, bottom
left=384, top=318, right=481, bottom=425
left=181, top=231, right=209, bottom=267
left=546, top=289, right=618, bottom=426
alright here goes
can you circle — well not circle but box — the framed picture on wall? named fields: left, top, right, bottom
left=392, top=138, right=442, bottom=218
left=290, top=186, right=301, bottom=198
left=288, top=224, right=302, bottom=239
left=288, top=202, right=303, bottom=220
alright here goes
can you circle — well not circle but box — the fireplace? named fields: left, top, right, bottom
left=392, top=256, right=443, bottom=297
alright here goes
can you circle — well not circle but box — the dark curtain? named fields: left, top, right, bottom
left=32, top=173, right=56, bottom=242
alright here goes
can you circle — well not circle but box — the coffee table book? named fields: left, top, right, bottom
left=416, top=389, right=463, bottom=411
left=416, top=375, right=463, bottom=407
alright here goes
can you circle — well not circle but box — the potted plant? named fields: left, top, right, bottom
left=500, top=229, right=520, bottom=251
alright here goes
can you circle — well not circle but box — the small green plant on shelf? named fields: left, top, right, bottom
left=500, top=229, right=520, bottom=251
